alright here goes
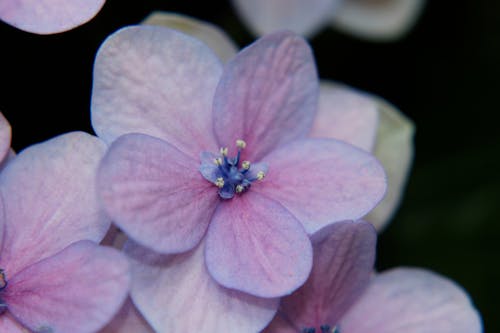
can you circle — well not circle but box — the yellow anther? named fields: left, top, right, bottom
left=215, top=177, right=225, bottom=188
left=241, top=160, right=251, bottom=170
left=256, top=171, right=265, bottom=181
left=235, top=184, right=244, bottom=193
left=236, top=139, right=246, bottom=149
left=214, top=157, right=223, bottom=166
left=219, top=147, right=228, bottom=156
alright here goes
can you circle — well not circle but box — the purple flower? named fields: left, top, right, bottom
left=0, top=132, right=130, bottom=332
left=263, top=221, right=482, bottom=333
left=0, top=0, right=105, bottom=34
left=92, top=26, right=386, bottom=298
left=232, top=0, right=426, bottom=41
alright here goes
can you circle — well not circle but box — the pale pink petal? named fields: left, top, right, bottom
left=213, top=31, right=319, bottom=161
left=332, top=0, right=427, bottom=41
left=91, top=25, right=222, bottom=159
left=255, top=138, right=386, bottom=234
left=268, top=221, right=376, bottom=331
left=340, top=268, right=483, bottom=333
left=366, top=97, right=415, bottom=230
left=125, top=240, right=279, bottom=332
left=310, top=81, right=378, bottom=152
left=0, top=0, right=105, bottom=34
left=142, top=12, right=238, bottom=63
left=97, top=133, right=218, bottom=254
left=0, top=132, right=109, bottom=277
left=232, top=0, right=341, bottom=37
left=0, top=313, right=30, bottom=333
left=4, top=241, right=130, bottom=333
left=205, top=191, right=313, bottom=297
left=0, top=112, right=11, bottom=164
left=99, top=298, right=154, bottom=333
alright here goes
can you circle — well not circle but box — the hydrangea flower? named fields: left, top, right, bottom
left=0, top=132, right=130, bottom=332
left=231, top=0, right=426, bottom=41
left=264, top=221, right=482, bottom=333
left=92, top=26, right=386, bottom=300
left=0, top=0, right=105, bottom=34
left=143, top=12, right=415, bottom=230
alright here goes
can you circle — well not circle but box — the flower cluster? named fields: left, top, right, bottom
left=0, top=3, right=483, bottom=333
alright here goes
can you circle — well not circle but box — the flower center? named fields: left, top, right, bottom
left=199, top=139, right=267, bottom=199
left=0, top=269, right=8, bottom=315
left=303, top=325, right=339, bottom=333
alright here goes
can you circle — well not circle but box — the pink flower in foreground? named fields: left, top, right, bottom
left=92, top=26, right=387, bottom=299
left=0, top=0, right=105, bottom=34
left=264, top=221, right=482, bottom=333
left=0, top=132, right=130, bottom=332
left=232, top=0, right=426, bottom=41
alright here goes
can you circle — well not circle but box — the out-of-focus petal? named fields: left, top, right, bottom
left=0, top=0, right=105, bottom=34
left=232, top=0, right=340, bottom=37
left=91, top=25, right=222, bottom=159
left=255, top=138, right=386, bottom=234
left=0, top=132, right=109, bottom=277
left=0, top=112, right=11, bottom=164
left=213, top=31, right=319, bottom=161
left=266, top=221, right=376, bottom=331
left=332, top=0, right=427, bottom=41
left=366, top=97, right=414, bottom=230
left=4, top=241, right=130, bottom=333
left=310, top=81, right=378, bottom=152
left=142, top=12, right=238, bottom=63
left=97, top=133, right=218, bottom=254
left=0, top=313, right=30, bottom=333
left=125, top=240, right=279, bottom=332
left=99, top=298, right=154, bottom=333
left=205, top=191, right=312, bottom=298
left=340, top=268, right=483, bottom=333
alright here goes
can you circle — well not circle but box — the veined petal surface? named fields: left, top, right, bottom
left=92, top=25, right=222, bottom=159
left=0, top=132, right=108, bottom=277
left=125, top=240, right=279, bottom=332
left=213, top=31, right=319, bottom=161
left=255, top=138, right=386, bottom=234
left=0, top=0, right=105, bottom=34
left=97, top=133, right=218, bottom=254
left=205, top=191, right=313, bottom=298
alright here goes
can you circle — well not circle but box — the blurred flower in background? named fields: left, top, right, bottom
left=231, top=0, right=426, bottom=41
left=0, top=0, right=105, bottom=34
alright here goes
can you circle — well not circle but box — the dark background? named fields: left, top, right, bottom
left=1, top=1, right=498, bottom=331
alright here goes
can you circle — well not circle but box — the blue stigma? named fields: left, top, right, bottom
left=199, top=140, right=268, bottom=199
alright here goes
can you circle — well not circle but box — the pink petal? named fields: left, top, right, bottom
left=4, top=241, right=130, bottom=333
left=0, top=112, right=12, bottom=165
left=340, top=268, right=483, bottom=333
left=265, top=221, right=376, bottom=332
left=0, top=132, right=109, bottom=277
left=213, top=31, right=319, bottom=161
left=97, top=133, right=219, bottom=254
left=99, top=298, right=154, bottom=333
left=142, top=12, right=238, bottom=64
left=0, top=313, right=30, bottom=333
left=231, top=0, right=340, bottom=37
left=205, top=191, right=313, bottom=297
left=332, top=0, right=427, bottom=41
left=255, top=138, right=387, bottom=234
left=91, top=25, right=222, bottom=159
left=0, top=0, right=105, bottom=34
left=124, top=240, right=279, bottom=332
left=311, top=81, right=378, bottom=152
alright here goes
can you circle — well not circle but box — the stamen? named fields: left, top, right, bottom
left=220, top=147, right=228, bottom=156
left=241, top=160, right=251, bottom=170
left=235, top=184, right=244, bottom=193
left=215, top=177, right=225, bottom=188
left=214, top=157, right=223, bottom=166
left=0, top=269, right=6, bottom=291
left=256, top=170, right=265, bottom=181
left=236, top=139, right=246, bottom=149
